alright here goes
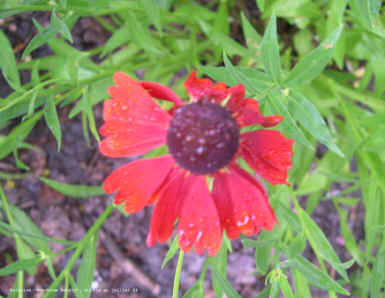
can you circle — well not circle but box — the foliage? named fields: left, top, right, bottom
left=0, top=0, right=384, bottom=297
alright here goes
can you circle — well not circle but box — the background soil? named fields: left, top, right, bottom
left=0, top=10, right=365, bottom=298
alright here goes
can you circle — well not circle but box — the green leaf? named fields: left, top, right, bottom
left=210, top=241, right=228, bottom=298
left=279, top=273, right=295, bottom=298
left=199, top=64, right=273, bottom=96
left=40, top=177, right=106, bottom=198
left=0, top=30, right=21, bottom=90
left=141, top=0, right=162, bottom=32
left=77, top=234, right=98, bottom=298
left=289, top=256, right=350, bottom=295
left=284, top=25, right=343, bottom=88
left=210, top=266, right=242, bottom=298
left=260, top=12, right=281, bottom=83
left=265, top=89, right=313, bottom=150
left=9, top=204, right=52, bottom=254
left=22, top=12, right=73, bottom=59
left=161, top=236, right=179, bottom=269
left=44, top=96, right=62, bottom=151
left=0, top=111, right=43, bottom=159
left=182, top=281, right=204, bottom=298
left=288, top=91, right=344, bottom=157
left=241, top=12, right=262, bottom=47
left=297, top=207, right=349, bottom=281
left=0, top=257, right=44, bottom=277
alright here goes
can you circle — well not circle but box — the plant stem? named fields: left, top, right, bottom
left=41, top=204, right=115, bottom=298
left=172, top=249, right=185, bottom=298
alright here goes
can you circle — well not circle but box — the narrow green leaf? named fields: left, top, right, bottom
left=289, top=91, right=343, bottom=156
left=0, top=30, right=21, bottom=90
left=101, top=21, right=131, bottom=56
left=0, top=257, right=44, bottom=277
left=291, top=269, right=312, bottom=298
left=77, top=234, right=98, bottom=298
left=51, top=10, right=73, bottom=43
left=266, top=90, right=313, bottom=150
left=260, top=12, right=281, bottom=83
left=210, top=266, right=242, bottom=298
left=141, top=0, right=162, bottom=32
left=22, top=18, right=59, bottom=59
left=40, top=177, right=106, bottom=198
left=297, top=207, right=349, bottom=281
left=210, top=241, right=228, bottom=298
left=289, top=256, right=350, bottom=295
left=0, top=111, right=43, bottom=159
left=161, top=236, right=179, bottom=269
left=214, top=0, right=229, bottom=35
left=199, top=63, right=273, bottom=96
left=9, top=204, right=52, bottom=254
left=285, top=25, right=343, bottom=88
left=44, top=96, right=62, bottom=151
left=182, top=281, right=204, bottom=298
left=279, top=273, right=295, bottom=298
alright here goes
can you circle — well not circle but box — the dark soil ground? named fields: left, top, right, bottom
left=0, top=10, right=365, bottom=298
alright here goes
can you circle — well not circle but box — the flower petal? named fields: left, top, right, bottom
left=140, top=81, right=184, bottom=108
left=100, top=72, right=171, bottom=157
left=228, top=95, right=283, bottom=127
left=103, top=155, right=175, bottom=213
left=99, top=120, right=167, bottom=157
left=178, top=175, right=222, bottom=256
left=185, top=71, right=228, bottom=103
left=212, top=165, right=277, bottom=240
left=240, top=130, right=294, bottom=185
left=146, top=168, right=186, bottom=247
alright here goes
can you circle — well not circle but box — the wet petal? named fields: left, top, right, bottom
left=185, top=71, right=228, bottom=103
left=240, top=130, right=294, bottom=185
left=178, top=175, right=222, bottom=256
left=140, top=81, right=184, bottom=108
left=146, top=168, right=186, bottom=247
left=229, top=97, right=283, bottom=127
left=212, top=165, right=277, bottom=240
left=100, top=72, right=171, bottom=157
left=103, top=155, right=175, bottom=213
left=99, top=120, right=167, bottom=157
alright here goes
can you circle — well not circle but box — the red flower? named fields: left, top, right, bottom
left=99, top=71, right=293, bottom=256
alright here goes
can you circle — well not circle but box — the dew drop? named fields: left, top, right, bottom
left=196, top=146, right=204, bottom=155
left=237, top=215, right=250, bottom=227
left=196, top=231, right=203, bottom=242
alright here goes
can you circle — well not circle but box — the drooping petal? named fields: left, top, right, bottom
left=146, top=168, right=187, bottom=247
left=140, top=81, right=184, bottom=108
left=103, top=155, right=175, bottom=213
left=240, top=130, right=294, bottom=185
left=185, top=71, right=228, bottom=103
left=99, top=121, right=167, bottom=157
left=177, top=175, right=222, bottom=256
left=100, top=72, right=171, bottom=157
left=212, top=165, right=277, bottom=240
left=228, top=96, right=283, bottom=128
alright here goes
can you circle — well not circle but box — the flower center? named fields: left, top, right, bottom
left=167, top=101, right=240, bottom=175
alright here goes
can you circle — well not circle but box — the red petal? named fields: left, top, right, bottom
left=184, top=71, right=228, bottom=103
left=99, top=120, right=167, bottom=157
left=240, top=130, right=294, bottom=185
left=228, top=97, right=283, bottom=127
left=100, top=72, right=171, bottom=157
left=177, top=175, right=222, bottom=256
left=103, top=155, right=175, bottom=213
left=146, top=168, right=186, bottom=247
left=140, top=81, right=184, bottom=108
left=212, top=165, right=277, bottom=240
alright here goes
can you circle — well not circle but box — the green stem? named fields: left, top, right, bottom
left=41, top=204, right=115, bottom=298
left=172, top=249, right=185, bottom=298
